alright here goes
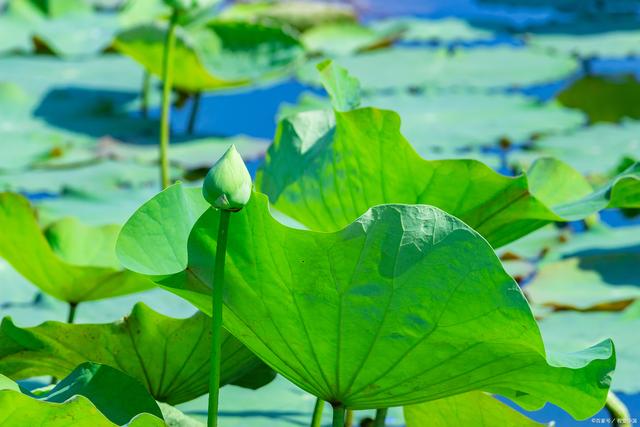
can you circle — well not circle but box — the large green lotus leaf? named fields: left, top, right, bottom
left=117, top=184, right=614, bottom=418
left=280, top=90, right=584, bottom=150
left=296, top=47, right=579, bottom=91
left=218, top=1, right=356, bottom=31
left=524, top=226, right=640, bottom=311
left=540, top=302, right=640, bottom=394
left=557, top=75, right=640, bottom=123
left=0, top=160, right=171, bottom=194
left=371, top=17, right=495, bottom=43
left=0, top=302, right=274, bottom=404
left=0, top=362, right=164, bottom=426
left=404, top=391, right=547, bottom=426
left=0, top=192, right=153, bottom=303
left=301, top=22, right=400, bottom=56
left=114, top=20, right=303, bottom=93
left=510, top=121, right=640, bottom=177
left=255, top=106, right=639, bottom=247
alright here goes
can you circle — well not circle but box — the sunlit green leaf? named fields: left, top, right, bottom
left=117, top=184, right=615, bottom=419
left=256, top=106, right=639, bottom=247
left=0, top=192, right=153, bottom=303
left=0, top=302, right=274, bottom=404
left=0, top=362, right=164, bottom=426
left=301, top=22, right=400, bottom=56
left=404, top=391, right=547, bottom=426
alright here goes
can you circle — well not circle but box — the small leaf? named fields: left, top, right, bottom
left=317, top=60, right=360, bottom=112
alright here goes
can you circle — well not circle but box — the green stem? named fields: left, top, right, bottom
left=373, top=408, right=387, bottom=427
left=159, top=9, right=179, bottom=189
left=332, top=405, right=345, bottom=427
left=345, top=409, right=353, bottom=427
left=208, top=210, right=231, bottom=427
left=67, top=302, right=78, bottom=324
left=606, top=392, right=631, bottom=427
left=187, top=91, right=201, bottom=135
left=141, top=70, right=150, bottom=118
left=311, top=398, right=324, bottom=427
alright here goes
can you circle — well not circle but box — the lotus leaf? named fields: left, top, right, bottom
left=531, top=30, right=640, bottom=59
left=256, top=105, right=639, bottom=247
left=540, top=301, right=640, bottom=394
left=371, top=17, right=495, bottom=44
left=0, top=362, right=164, bottom=426
left=0, top=192, right=153, bottom=303
left=296, top=47, right=579, bottom=91
left=301, top=22, right=400, bottom=56
left=0, top=302, right=274, bottom=404
left=404, top=391, right=547, bottom=426
left=117, top=184, right=614, bottom=419
left=114, top=20, right=303, bottom=93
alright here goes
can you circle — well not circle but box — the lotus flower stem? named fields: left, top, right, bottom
left=373, top=408, right=387, bottom=427
left=332, top=405, right=345, bottom=427
left=208, top=209, right=231, bottom=427
left=159, top=9, right=179, bottom=189
left=606, top=391, right=631, bottom=427
left=141, top=70, right=150, bottom=118
left=187, top=91, right=201, bottom=135
left=345, top=409, right=354, bottom=427
left=67, top=302, right=78, bottom=324
left=311, top=398, right=324, bottom=427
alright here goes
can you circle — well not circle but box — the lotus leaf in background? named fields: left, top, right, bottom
left=278, top=91, right=585, bottom=151
left=530, top=28, right=640, bottom=59
left=301, top=22, right=401, bottom=56
left=0, top=362, right=164, bottom=426
left=558, top=75, right=640, bottom=123
left=404, top=391, right=547, bottom=426
left=0, top=302, right=275, bottom=404
left=114, top=20, right=304, bottom=93
left=256, top=105, right=640, bottom=247
left=540, top=301, right=640, bottom=394
left=0, top=192, right=153, bottom=303
left=296, top=46, right=579, bottom=91
left=117, top=185, right=615, bottom=420
left=524, top=225, right=640, bottom=311
left=510, top=121, right=640, bottom=178
left=371, top=17, right=496, bottom=44
left=218, top=0, right=356, bottom=31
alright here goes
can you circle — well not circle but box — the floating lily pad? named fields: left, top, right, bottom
left=511, top=121, right=640, bottom=177
left=558, top=74, right=640, bottom=123
left=219, top=1, right=356, bottom=31
left=372, top=17, right=496, bottom=44
left=525, top=225, right=640, bottom=310
left=539, top=302, right=640, bottom=393
left=296, top=46, right=579, bottom=91
left=404, top=391, right=546, bottom=426
left=531, top=30, right=640, bottom=58
left=118, top=185, right=615, bottom=419
left=301, top=22, right=400, bottom=56
left=0, top=303, right=274, bottom=404
left=115, top=20, right=304, bottom=93
left=0, top=192, right=153, bottom=303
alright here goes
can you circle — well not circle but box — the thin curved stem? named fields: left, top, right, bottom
left=374, top=408, right=387, bottom=427
left=159, top=9, right=179, bottom=189
left=311, top=398, right=324, bottom=427
left=332, top=405, right=345, bottom=427
left=606, top=392, right=631, bottom=427
left=345, top=409, right=354, bottom=427
left=208, top=210, right=231, bottom=427
left=187, top=91, right=201, bottom=135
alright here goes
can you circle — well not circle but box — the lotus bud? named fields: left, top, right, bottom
left=202, top=145, right=252, bottom=212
